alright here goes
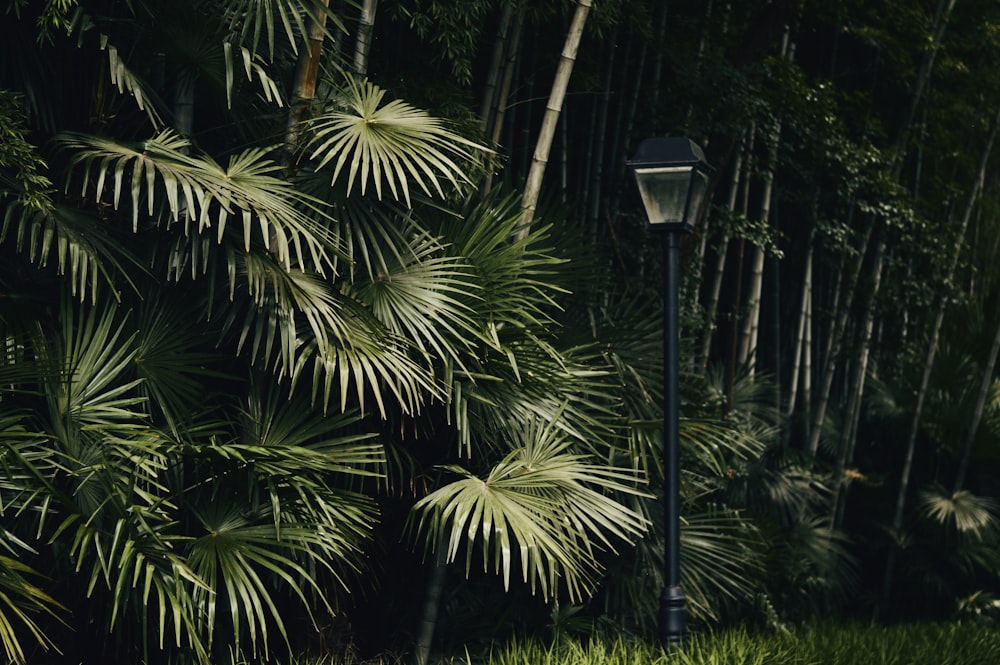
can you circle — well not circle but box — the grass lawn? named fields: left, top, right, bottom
left=473, top=622, right=1000, bottom=665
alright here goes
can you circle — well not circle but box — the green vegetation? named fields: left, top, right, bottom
left=3, top=0, right=1000, bottom=664
left=280, top=624, right=1000, bottom=665
left=478, top=624, right=1000, bottom=665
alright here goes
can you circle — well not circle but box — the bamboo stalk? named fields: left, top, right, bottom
left=517, top=0, right=592, bottom=239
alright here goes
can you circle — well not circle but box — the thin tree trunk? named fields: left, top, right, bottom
left=803, top=267, right=813, bottom=441
left=414, top=547, right=448, bottom=665
left=517, top=0, right=591, bottom=239
left=890, top=0, right=958, bottom=174
left=479, top=2, right=514, bottom=134
left=493, top=12, right=525, bottom=148
left=737, top=115, right=781, bottom=375
left=607, top=27, right=645, bottom=230
left=737, top=245, right=765, bottom=371
left=726, top=126, right=756, bottom=409
left=737, top=28, right=793, bottom=377
left=785, top=241, right=813, bottom=421
left=352, top=0, right=378, bottom=80
left=805, top=219, right=873, bottom=456
left=830, top=240, right=885, bottom=527
left=685, top=0, right=715, bottom=125
left=516, top=23, right=538, bottom=178
left=954, top=315, right=1000, bottom=492
left=175, top=72, right=195, bottom=141
left=586, top=23, right=619, bottom=240
left=173, top=68, right=197, bottom=232
left=285, top=0, right=330, bottom=162
left=699, top=127, right=750, bottom=372
left=648, top=2, right=668, bottom=134
left=483, top=10, right=524, bottom=194
left=881, top=96, right=1000, bottom=612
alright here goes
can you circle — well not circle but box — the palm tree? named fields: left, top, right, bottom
left=2, top=2, right=709, bottom=662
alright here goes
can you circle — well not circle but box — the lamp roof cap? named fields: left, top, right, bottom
left=628, top=137, right=708, bottom=168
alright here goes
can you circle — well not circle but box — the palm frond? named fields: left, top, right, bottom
left=0, top=416, right=67, bottom=664
left=186, top=499, right=350, bottom=659
left=237, top=380, right=385, bottom=479
left=408, top=417, right=649, bottom=602
left=295, top=330, right=441, bottom=418
left=307, top=78, right=488, bottom=205
left=222, top=42, right=286, bottom=109
left=70, top=514, right=209, bottom=661
left=33, top=298, right=147, bottom=435
left=104, top=40, right=163, bottom=127
left=132, top=293, right=231, bottom=436
left=920, top=486, right=1000, bottom=539
left=457, top=338, right=623, bottom=459
left=436, top=189, right=565, bottom=332
left=768, top=516, right=858, bottom=614
left=60, top=131, right=338, bottom=272
left=678, top=508, right=766, bottom=621
left=222, top=0, right=344, bottom=61
left=0, top=554, right=65, bottom=664
left=222, top=249, right=441, bottom=416
left=2, top=200, right=144, bottom=302
left=349, top=216, right=482, bottom=366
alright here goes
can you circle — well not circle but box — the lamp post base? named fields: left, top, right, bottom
left=658, top=585, right=686, bottom=649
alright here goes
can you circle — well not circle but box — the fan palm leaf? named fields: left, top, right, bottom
left=349, top=215, right=482, bottom=366
left=679, top=507, right=765, bottom=621
left=306, top=77, right=487, bottom=205
left=424, top=189, right=623, bottom=455
left=409, top=416, right=649, bottom=603
left=181, top=385, right=383, bottom=658
left=60, top=131, right=338, bottom=272
left=2, top=200, right=144, bottom=303
left=0, top=553, right=64, bottom=664
left=920, top=486, right=999, bottom=539
left=293, top=326, right=442, bottom=417
left=132, top=292, right=231, bottom=436
left=221, top=0, right=342, bottom=61
left=187, top=502, right=338, bottom=658
left=0, top=415, right=67, bottom=664
left=436, top=190, right=564, bottom=333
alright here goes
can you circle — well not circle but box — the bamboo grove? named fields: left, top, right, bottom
left=2, top=0, right=1000, bottom=663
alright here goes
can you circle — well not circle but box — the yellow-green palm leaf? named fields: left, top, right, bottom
left=307, top=78, right=487, bottom=205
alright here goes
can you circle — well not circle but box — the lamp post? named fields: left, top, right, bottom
left=627, top=137, right=712, bottom=649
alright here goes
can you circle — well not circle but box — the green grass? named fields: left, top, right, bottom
left=472, top=622, right=1000, bottom=665
left=274, top=622, right=1000, bottom=665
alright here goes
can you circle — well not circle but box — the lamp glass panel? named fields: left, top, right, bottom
left=633, top=166, right=694, bottom=225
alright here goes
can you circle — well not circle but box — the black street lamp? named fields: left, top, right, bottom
left=627, top=137, right=712, bottom=649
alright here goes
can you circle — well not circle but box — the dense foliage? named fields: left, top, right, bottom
left=2, top=0, right=1000, bottom=663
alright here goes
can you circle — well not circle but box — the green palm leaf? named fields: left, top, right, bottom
left=920, top=486, right=999, bottom=538
left=0, top=553, right=65, bottom=664
left=2, top=200, right=143, bottom=302
left=186, top=382, right=383, bottom=570
left=60, top=131, right=338, bottom=272
left=409, top=417, right=649, bottom=602
left=222, top=0, right=342, bottom=61
left=187, top=502, right=310, bottom=658
left=35, top=299, right=146, bottom=429
left=295, top=331, right=441, bottom=417
left=132, top=292, right=232, bottom=436
left=679, top=508, right=766, bottom=621
left=0, top=415, right=67, bottom=665
left=436, top=189, right=565, bottom=333
left=307, top=78, right=487, bottom=205
left=350, top=218, right=481, bottom=366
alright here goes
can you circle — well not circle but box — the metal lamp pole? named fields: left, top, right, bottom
left=627, top=136, right=712, bottom=650
left=660, top=227, right=685, bottom=648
